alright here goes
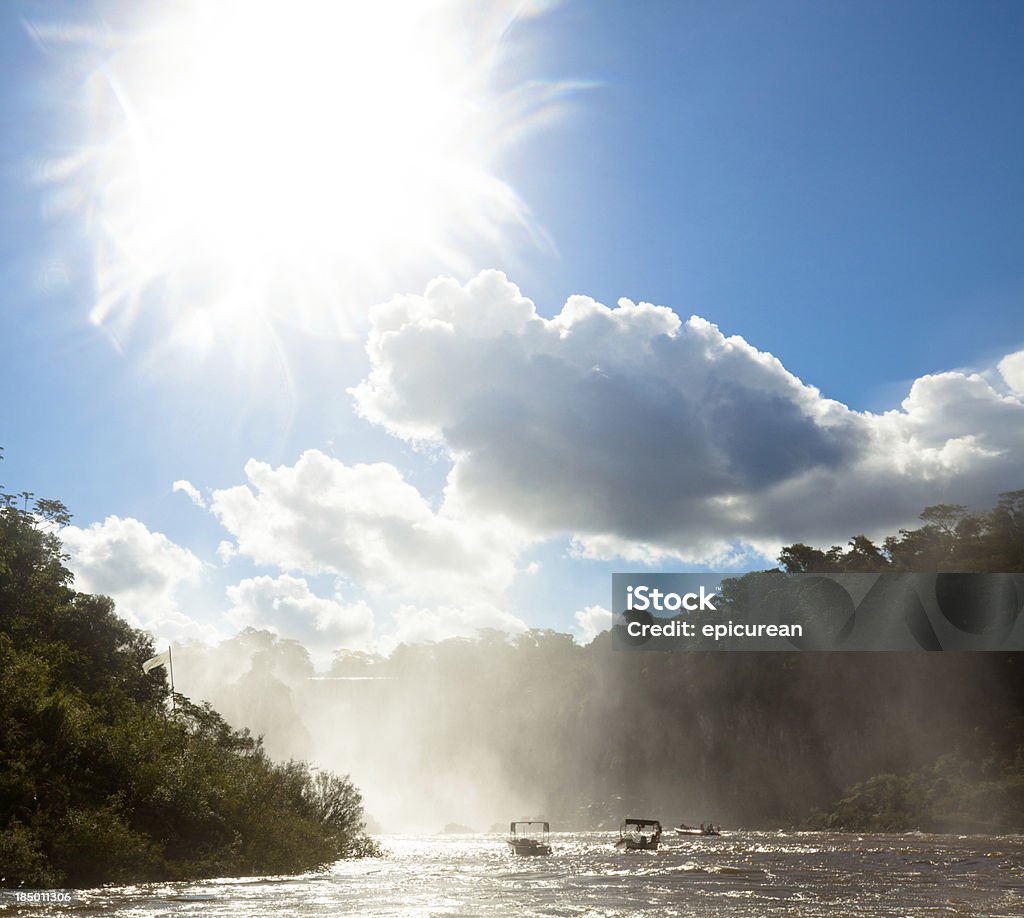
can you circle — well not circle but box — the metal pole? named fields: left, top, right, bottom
left=168, top=645, right=176, bottom=713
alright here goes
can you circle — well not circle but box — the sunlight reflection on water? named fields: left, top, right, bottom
left=8, top=831, right=1023, bottom=918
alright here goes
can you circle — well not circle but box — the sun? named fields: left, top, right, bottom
left=45, top=0, right=563, bottom=362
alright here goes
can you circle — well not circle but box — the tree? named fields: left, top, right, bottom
left=0, top=460, right=378, bottom=887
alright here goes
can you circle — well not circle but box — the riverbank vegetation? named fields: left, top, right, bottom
left=810, top=740, right=1024, bottom=832
left=0, top=475, right=378, bottom=888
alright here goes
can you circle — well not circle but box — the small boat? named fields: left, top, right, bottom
left=616, top=817, right=662, bottom=851
left=676, top=823, right=721, bottom=836
left=507, top=820, right=552, bottom=856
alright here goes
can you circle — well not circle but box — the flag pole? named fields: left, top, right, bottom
left=167, top=645, right=176, bottom=714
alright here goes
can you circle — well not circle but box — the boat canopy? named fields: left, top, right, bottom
left=510, top=821, right=549, bottom=834
left=623, top=818, right=661, bottom=829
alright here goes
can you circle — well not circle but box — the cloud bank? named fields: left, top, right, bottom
left=63, top=272, right=1024, bottom=654
left=225, top=573, right=374, bottom=648
left=353, top=271, right=1024, bottom=563
left=208, top=449, right=530, bottom=645
left=209, top=450, right=526, bottom=597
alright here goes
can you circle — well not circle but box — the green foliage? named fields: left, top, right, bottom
left=778, top=491, right=1024, bottom=831
left=777, top=491, right=1024, bottom=574
left=814, top=742, right=1024, bottom=833
left=0, top=822, right=58, bottom=888
left=49, top=802, right=164, bottom=885
left=0, top=474, right=376, bottom=888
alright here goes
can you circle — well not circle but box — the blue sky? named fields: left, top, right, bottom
left=2, top=0, right=1023, bottom=662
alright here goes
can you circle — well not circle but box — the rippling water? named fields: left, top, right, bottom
left=5, top=831, right=1023, bottom=917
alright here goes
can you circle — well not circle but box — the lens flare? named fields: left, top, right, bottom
left=37, top=0, right=571, bottom=366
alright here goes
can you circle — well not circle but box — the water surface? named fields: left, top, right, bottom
left=6, top=831, right=1022, bottom=917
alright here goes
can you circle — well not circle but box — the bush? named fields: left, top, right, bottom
left=0, top=822, right=58, bottom=888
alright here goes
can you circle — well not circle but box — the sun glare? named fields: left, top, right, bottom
left=46, top=0, right=561, bottom=361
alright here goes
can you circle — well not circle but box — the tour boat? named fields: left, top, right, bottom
left=615, top=817, right=662, bottom=850
left=676, top=823, right=721, bottom=836
left=506, top=821, right=552, bottom=856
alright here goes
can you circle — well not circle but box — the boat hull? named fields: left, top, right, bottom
left=507, top=840, right=551, bottom=856
left=615, top=837, right=660, bottom=851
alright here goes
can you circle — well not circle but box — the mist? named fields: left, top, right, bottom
left=170, top=625, right=1022, bottom=835
left=172, top=630, right=546, bottom=833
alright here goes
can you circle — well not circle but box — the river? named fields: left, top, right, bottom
left=4, top=831, right=1022, bottom=917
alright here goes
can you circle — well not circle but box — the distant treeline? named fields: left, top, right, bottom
left=778, top=492, right=1024, bottom=574
left=0, top=475, right=378, bottom=887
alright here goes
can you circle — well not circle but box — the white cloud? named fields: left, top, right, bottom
left=573, top=605, right=612, bottom=644
left=216, top=540, right=237, bottom=564
left=999, top=349, right=1024, bottom=396
left=209, top=449, right=527, bottom=604
left=61, top=515, right=217, bottom=644
left=385, top=602, right=527, bottom=651
left=172, top=479, right=206, bottom=509
left=225, top=574, right=374, bottom=648
left=351, top=270, right=1024, bottom=562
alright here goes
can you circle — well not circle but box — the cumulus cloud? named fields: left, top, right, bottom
left=351, top=271, right=1024, bottom=562
left=209, top=449, right=527, bottom=603
left=573, top=605, right=612, bottom=644
left=225, top=574, right=374, bottom=648
left=999, top=349, right=1024, bottom=396
left=61, top=515, right=217, bottom=643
